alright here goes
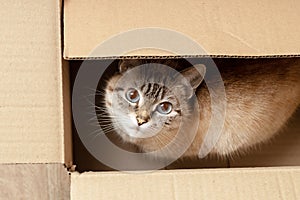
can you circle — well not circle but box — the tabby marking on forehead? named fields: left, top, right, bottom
left=141, top=83, right=168, bottom=100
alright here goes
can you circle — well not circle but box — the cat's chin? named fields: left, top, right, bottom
left=114, top=128, right=142, bottom=143
left=116, top=130, right=154, bottom=143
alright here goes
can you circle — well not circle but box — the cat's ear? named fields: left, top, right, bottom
left=181, top=64, right=206, bottom=89
left=118, top=59, right=141, bottom=73
left=175, top=64, right=206, bottom=99
left=118, top=60, right=129, bottom=73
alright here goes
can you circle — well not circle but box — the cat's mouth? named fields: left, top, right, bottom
left=122, top=124, right=159, bottom=139
left=135, top=126, right=140, bottom=131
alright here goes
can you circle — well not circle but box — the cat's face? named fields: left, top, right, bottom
left=107, top=80, right=182, bottom=140
left=103, top=61, right=205, bottom=153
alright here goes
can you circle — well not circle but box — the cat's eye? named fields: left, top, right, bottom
left=157, top=102, right=173, bottom=114
left=125, top=88, right=140, bottom=103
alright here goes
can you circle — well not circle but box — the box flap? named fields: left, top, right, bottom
left=0, top=164, right=70, bottom=199
left=0, top=1, right=71, bottom=164
left=64, top=0, right=300, bottom=59
left=71, top=167, right=300, bottom=200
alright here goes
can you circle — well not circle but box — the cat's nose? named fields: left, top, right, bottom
left=136, top=110, right=150, bottom=126
left=136, top=116, right=149, bottom=126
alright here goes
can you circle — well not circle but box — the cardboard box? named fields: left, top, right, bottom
left=1, top=0, right=300, bottom=199
left=0, top=0, right=71, bottom=199
left=0, top=0, right=71, bottom=165
left=64, top=0, right=300, bottom=58
left=65, top=0, right=300, bottom=199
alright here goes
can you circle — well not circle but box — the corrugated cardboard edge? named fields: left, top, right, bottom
left=61, top=59, right=73, bottom=168
left=49, top=0, right=72, bottom=166
left=65, top=54, right=300, bottom=60
left=60, top=0, right=73, bottom=168
left=71, top=167, right=300, bottom=200
left=51, top=0, right=73, bottom=166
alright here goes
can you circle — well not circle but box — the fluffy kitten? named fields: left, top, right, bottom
left=101, top=58, right=300, bottom=159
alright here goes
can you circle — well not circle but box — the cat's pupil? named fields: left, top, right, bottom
left=157, top=102, right=172, bottom=114
left=161, top=103, right=170, bottom=111
left=129, top=90, right=138, bottom=100
left=126, top=88, right=140, bottom=103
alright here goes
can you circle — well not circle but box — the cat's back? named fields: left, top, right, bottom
left=204, top=58, right=300, bottom=155
left=222, top=58, right=300, bottom=115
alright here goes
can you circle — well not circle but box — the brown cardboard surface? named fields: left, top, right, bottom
left=64, top=0, right=300, bottom=59
left=71, top=167, right=300, bottom=200
left=0, top=164, right=70, bottom=199
left=0, top=0, right=71, bottom=164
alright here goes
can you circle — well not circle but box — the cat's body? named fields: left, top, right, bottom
left=101, top=58, right=300, bottom=159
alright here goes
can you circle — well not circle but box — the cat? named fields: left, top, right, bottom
left=99, top=58, right=300, bottom=160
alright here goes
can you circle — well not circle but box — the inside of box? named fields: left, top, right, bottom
left=67, top=57, right=300, bottom=172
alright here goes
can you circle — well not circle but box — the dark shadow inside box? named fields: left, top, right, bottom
left=69, top=58, right=300, bottom=172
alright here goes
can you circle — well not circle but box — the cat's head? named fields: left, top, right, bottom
left=103, top=60, right=205, bottom=154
